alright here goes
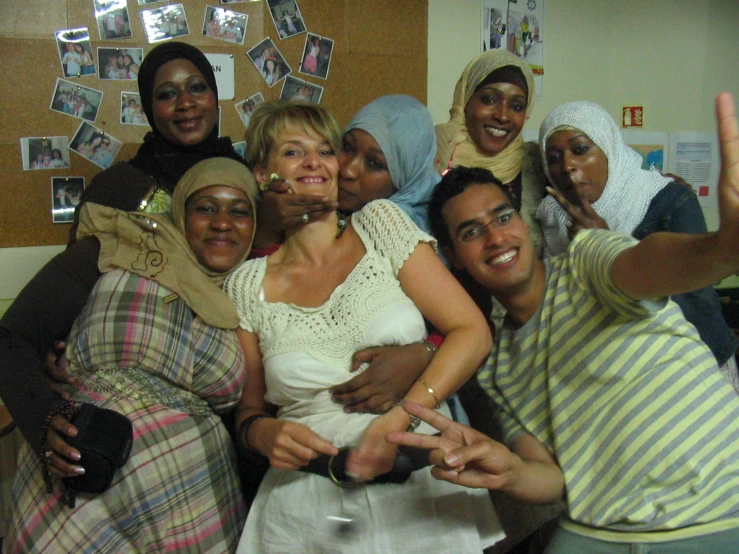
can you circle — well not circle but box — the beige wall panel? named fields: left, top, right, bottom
left=0, top=0, right=70, bottom=39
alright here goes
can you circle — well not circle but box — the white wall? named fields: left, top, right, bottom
left=428, top=0, right=739, bottom=289
left=2, top=0, right=739, bottom=301
left=0, top=245, right=64, bottom=300
left=429, top=0, right=739, bottom=131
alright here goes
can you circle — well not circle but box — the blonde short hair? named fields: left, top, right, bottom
left=244, top=101, right=342, bottom=169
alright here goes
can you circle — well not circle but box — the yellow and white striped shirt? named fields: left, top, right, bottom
left=480, top=229, right=739, bottom=541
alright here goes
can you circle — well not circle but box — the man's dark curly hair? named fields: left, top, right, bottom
left=429, top=166, right=504, bottom=248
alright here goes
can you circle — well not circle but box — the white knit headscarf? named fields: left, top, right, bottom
left=535, top=101, right=671, bottom=256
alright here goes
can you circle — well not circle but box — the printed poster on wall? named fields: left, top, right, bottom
left=481, top=0, right=545, bottom=97
left=667, top=133, right=719, bottom=209
left=621, top=131, right=668, bottom=172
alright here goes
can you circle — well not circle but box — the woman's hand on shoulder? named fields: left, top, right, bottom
left=250, top=417, right=338, bottom=471
left=328, top=343, right=431, bottom=415
left=660, top=172, right=694, bottom=193
left=45, top=415, right=84, bottom=478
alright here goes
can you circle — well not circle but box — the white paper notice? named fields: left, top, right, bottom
left=667, top=133, right=718, bottom=208
left=204, top=53, right=235, bottom=100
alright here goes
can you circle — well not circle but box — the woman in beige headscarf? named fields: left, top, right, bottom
left=435, top=49, right=546, bottom=256
left=3, top=158, right=260, bottom=553
left=435, top=50, right=562, bottom=551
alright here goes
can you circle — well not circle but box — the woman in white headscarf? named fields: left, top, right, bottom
left=537, top=100, right=738, bottom=370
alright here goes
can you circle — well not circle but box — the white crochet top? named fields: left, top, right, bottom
left=225, top=200, right=435, bottom=441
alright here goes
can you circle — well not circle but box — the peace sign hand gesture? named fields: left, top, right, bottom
left=546, top=185, right=609, bottom=239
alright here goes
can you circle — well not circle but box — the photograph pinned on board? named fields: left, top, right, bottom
left=141, top=3, right=190, bottom=43
left=138, top=0, right=167, bottom=4
left=55, top=28, right=96, bottom=78
left=51, top=177, right=85, bottom=223
left=50, top=78, right=104, bottom=122
left=298, top=33, right=334, bottom=80
left=235, top=92, right=265, bottom=129
left=70, top=121, right=122, bottom=170
left=20, top=137, right=71, bottom=171
left=280, top=75, right=323, bottom=105
left=203, top=6, right=248, bottom=45
left=121, top=92, right=149, bottom=126
left=94, top=0, right=133, bottom=40
left=97, top=47, right=143, bottom=80
left=232, top=140, right=246, bottom=160
left=221, top=0, right=260, bottom=4
left=247, top=37, right=291, bottom=87
left=266, top=0, right=306, bottom=39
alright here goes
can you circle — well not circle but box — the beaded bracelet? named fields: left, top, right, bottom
left=394, top=399, right=421, bottom=431
left=419, top=339, right=438, bottom=358
left=417, top=379, right=441, bottom=409
left=39, top=401, right=79, bottom=493
left=237, top=413, right=273, bottom=455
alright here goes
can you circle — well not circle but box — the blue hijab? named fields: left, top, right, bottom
left=344, top=95, right=440, bottom=232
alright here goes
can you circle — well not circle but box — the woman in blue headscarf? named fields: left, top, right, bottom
left=338, top=94, right=439, bottom=232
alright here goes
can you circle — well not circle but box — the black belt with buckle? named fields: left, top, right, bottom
left=299, top=436, right=439, bottom=488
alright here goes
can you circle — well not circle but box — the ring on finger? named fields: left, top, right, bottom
left=301, top=213, right=309, bottom=223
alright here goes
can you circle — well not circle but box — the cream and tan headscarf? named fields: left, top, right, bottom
left=435, top=49, right=535, bottom=184
left=77, top=158, right=259, bottom=329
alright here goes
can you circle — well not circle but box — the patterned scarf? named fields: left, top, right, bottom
left=77, top=158, right=259, bottom=328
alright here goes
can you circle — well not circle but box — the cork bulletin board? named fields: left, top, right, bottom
left=0, top=0, right=428, bottom=247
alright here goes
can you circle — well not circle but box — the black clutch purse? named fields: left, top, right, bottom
left=63, top=403, right=133, bottom=507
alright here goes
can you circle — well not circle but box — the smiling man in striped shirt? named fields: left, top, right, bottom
left=391, top=93, right=739, bottom=553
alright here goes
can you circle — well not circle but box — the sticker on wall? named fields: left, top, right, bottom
left=235, top=92, right=265, bottom=129
left=50, top=78, right=104, bottom=123
left=298, top=33, right=333, bottom=80
left=52, top=177, right=85, bottom=224
left=203, top=6, right=248, bottom=45
left=280, top=75, right=323, bottom=105
left=622, top=106, right=644, bottom=128
left=20, top=137, right=71, bottom=171
left=121, top=92, right=149, bottom=126
left=247, top=37, right=292, bottom=88
left=55, top=28, right=96, bottom=78
left=141, top=4, right=190, bottom=43
left=70, top=121, right=122, bottom=170
left=97, top=47, right=143, bottom=80
left=267, top=0, right=306, bottom=39
left=94, top=0, right=133, bottom=40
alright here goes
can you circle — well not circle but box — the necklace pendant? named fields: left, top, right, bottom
left=335, top=213, right=348, bottom=239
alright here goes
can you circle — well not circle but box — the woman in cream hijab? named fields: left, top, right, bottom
left=435, top=49, right=546, bottom=256
left=435, top=50, right=561, bottom=551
